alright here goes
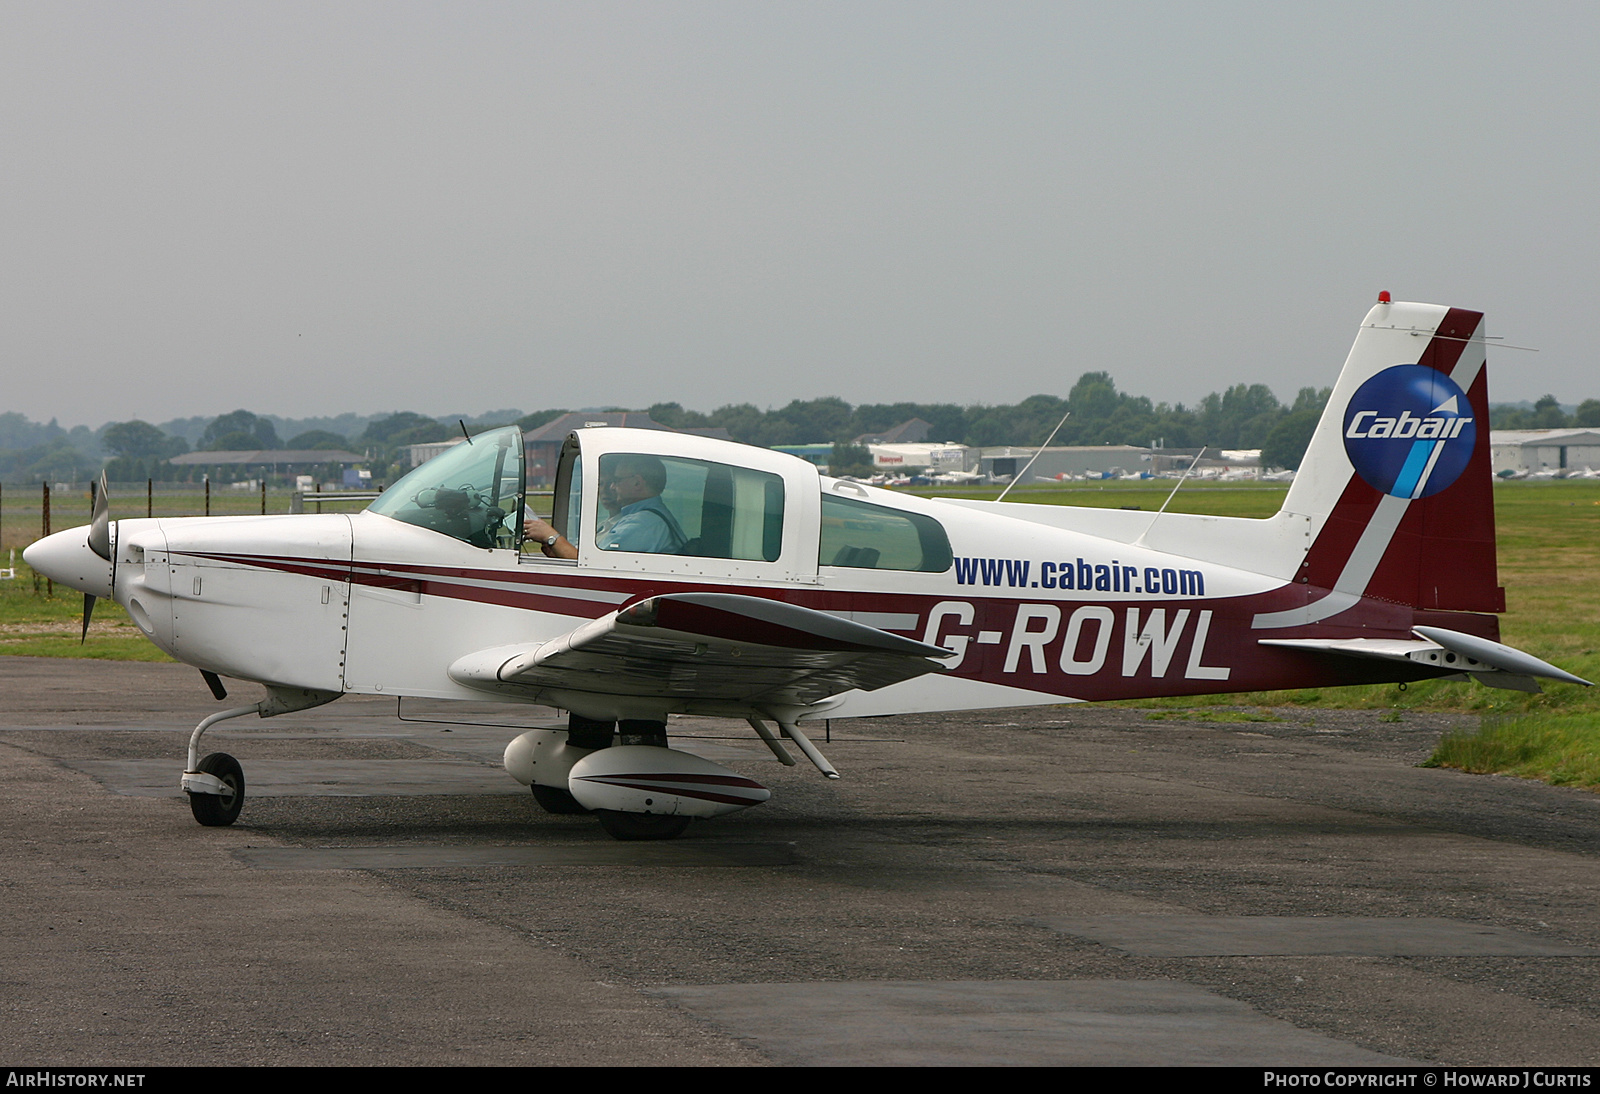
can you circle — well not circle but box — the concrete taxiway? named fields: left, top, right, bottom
left=4, top=656, right=1600, bottom=1066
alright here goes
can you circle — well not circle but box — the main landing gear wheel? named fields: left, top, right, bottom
left=531, top=784, right=590, bottom=815
left=594, top=810, right=691, bottom=841
left=188, top=752, right=244, bottom=827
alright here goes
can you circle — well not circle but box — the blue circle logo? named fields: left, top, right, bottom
left=1342, top=364, right=1476, bottom=499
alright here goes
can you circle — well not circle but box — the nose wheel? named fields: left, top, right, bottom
left=179, top=688, right=337, bottom=828
left=188, top=752, right=245, bottom=826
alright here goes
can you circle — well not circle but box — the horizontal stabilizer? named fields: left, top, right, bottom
left=1412, top=626, right=1592, bottom=688
left=1260, top=627, right=1591, bottom=692
left=449, top=592, right=951, bottom=710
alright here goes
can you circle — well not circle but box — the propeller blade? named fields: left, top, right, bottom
left=82, top=473, right=113, bottom=639
left=88, top=472, right=111, bottom=561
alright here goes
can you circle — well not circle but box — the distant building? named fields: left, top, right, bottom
left=522, top=411, right=688, bottom=487
left=867, top=443, right=966, bottom=472
left=772, top=441, right=967, bottom=474
left=1491, top=429, right=1600, bottom=475
left=167, top=449, right=364, bottom=481
left=974, top=445, right=1152, bottom=482
left=772, top=443, right=835, bottom=468
left=405, top=439, right=465, bottom=468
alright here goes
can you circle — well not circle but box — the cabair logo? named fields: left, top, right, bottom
left=1343, top=364, right=1475, bottom=499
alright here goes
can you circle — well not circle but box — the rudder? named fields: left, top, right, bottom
left=1259, top=298, right=1502, bottom=628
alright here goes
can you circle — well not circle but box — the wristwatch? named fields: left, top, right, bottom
left=544, top=534, right=560, bottom=547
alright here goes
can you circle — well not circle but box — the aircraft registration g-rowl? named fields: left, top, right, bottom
left=25, top=296, right=1591, bottom=839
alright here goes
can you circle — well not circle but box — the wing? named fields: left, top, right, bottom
left=449, top=591, right=951, bottom=709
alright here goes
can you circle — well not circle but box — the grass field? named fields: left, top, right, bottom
left=5, top=478, right=1597, bottom=785
left=0, top=566, right=173, bottom=660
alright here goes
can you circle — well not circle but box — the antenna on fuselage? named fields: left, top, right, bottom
left=1133, top=446, right=1208, bottom=547
left=995, top=410, right=1071, bottom=502
left=459, top=420, right=474, bottom=445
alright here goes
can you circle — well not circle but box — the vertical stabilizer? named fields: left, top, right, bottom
left=1255, top=299, right=1501, bottom=629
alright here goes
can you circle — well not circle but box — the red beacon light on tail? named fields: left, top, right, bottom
left=1378, top=291, right=1391, bottom=303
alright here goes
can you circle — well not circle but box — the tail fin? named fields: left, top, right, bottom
left=1257, top=299, right=1502, bottom=628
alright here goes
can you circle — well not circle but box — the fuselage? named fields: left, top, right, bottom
left=30, top=316, right=1522, bottom=728
left=29, top=479, right=1476, bottom=723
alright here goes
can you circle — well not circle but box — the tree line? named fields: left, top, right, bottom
left=1491, top=395, right=1600, bottom=431
left=637, top=376, right=1333, bottom=470
left=4, top=379, right=1598, bottom=484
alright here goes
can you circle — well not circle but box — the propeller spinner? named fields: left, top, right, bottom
left=22, top=474, right=116, bottom=642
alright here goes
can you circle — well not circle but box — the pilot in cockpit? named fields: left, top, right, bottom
left=524, top=453, right=687, bottom=559
left=594, top=454, right=688, bottom=554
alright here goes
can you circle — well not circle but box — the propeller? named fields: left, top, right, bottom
left=81, top=472, right=111, bottom=643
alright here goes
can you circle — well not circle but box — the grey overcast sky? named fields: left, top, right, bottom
left=4, top=1, right=1597, bottom=428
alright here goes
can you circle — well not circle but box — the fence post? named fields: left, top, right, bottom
left=147, top=478, right=153, bottom=518
left=41, top=481, right=51, bottom=597
left=260, top=479, right=266, bottom=515
left=204, top=475, right=210, bottom=517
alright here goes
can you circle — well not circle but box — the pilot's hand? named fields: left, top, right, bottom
left=523, top=518, right=577, bottom=559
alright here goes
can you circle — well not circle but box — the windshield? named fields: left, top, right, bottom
left=367, top=425, right=525, bottom=549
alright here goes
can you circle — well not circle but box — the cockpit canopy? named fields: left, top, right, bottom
left=366, top=423, right=951, bottom=576
left=550, top=428, right=951, bottom=576
left=367, top=425, right=525, bottom=549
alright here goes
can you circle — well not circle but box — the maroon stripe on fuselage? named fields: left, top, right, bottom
left=174, top=550, right=351, bottom=582
left=169, top=549, right=1501, bottom=702
left=354, top=558, right=645, bottom=594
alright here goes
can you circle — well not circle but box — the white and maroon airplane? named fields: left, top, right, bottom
left=26, top=295, right=1589, bottom=839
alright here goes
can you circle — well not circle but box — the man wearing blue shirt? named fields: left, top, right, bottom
left=524, top=454, right=686, bottom=558
left=596, top=456, right=686, bottom=553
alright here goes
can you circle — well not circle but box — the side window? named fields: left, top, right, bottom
left=595, top=453, right=784, bottom=561
left=820, top=494, right=952, bottom=572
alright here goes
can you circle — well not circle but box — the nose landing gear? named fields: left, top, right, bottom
left=188, top=752, right=244, bottom=826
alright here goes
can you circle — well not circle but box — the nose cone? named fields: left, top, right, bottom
left=23, top=526, right=114, bottom=599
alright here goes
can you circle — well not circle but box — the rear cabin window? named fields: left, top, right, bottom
left=594, top=453, right=784, bottom=561
left=819, top=494, right=952, bottom=572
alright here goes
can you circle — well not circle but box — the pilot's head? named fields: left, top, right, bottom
left=606, top=454, right=667, bottom=505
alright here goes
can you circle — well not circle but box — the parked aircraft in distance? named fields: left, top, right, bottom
left=26, top=295, right=1589, bottom=839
